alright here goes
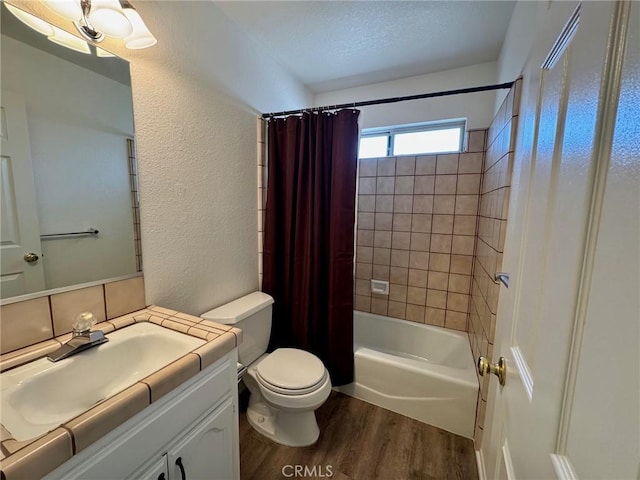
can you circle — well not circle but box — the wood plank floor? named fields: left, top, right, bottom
left=240, top=391, right=478, bottom=480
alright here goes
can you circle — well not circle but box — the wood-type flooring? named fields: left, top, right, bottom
left=240, top=391, right=478, bottom=480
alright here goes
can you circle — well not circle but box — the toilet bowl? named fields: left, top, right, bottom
left=201, top=292, right=332, bottom=447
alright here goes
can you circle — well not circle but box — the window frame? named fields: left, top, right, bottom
left=359, top=119, right=466, bottom=158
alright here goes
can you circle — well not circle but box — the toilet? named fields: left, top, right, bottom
left=201, top=292, right=332, bottom=447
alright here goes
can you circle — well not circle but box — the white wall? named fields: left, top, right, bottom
left=493, top=0, right=538, bottom=112
left=119, top=2, right=311, bottom=314
left=1, top=35, right=137, bottom=289
left=314, top=62, right=498, bottom=130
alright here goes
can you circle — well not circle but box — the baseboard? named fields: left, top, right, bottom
left=475, top=449, right=487, bottom=480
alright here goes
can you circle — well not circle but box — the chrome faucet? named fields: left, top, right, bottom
left=47, top=312, right=108, bottom=362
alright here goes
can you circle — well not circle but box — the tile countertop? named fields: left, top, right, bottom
left=0, top=306, right=242, bottom=480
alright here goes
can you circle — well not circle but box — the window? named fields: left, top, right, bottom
left=358, top=120, right=465, bottom=158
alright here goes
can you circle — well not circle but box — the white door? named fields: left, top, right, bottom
left=167, top=400, right=236, bottom=480
left=482, top=1, right=639, bottom=479
left=0, top=90, right=45, bottom=297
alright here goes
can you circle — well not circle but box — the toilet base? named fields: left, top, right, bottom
left=246, top=401, right=320, bottom=447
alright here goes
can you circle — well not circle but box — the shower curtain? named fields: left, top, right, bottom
left=262, top=109, right=360, bottom=386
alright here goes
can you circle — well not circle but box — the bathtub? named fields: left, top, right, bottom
left=336, top=311, right=479, bottom=438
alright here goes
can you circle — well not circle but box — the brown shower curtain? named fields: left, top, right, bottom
left=262, top=109, right=360, bottom=386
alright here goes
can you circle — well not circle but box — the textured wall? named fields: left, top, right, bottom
left=468, top=80, right=521, bottom=445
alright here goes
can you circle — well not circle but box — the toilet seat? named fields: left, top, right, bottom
left=255, top=348, right=328, bottom=395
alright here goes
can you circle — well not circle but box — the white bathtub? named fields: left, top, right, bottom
left=336, top=311, right=479, bottom=438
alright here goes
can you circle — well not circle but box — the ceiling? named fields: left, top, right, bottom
left=216, top=1, right=516, bottom=93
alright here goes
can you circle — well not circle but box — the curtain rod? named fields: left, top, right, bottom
left=261, top=81, right=514, bottom=119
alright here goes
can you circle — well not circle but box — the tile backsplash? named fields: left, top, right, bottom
left=0, top=275, right=145, bottom=356
left=354, top=129, right=486, bottom=331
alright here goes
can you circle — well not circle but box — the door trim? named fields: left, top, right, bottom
left=550, top=454, right=579, bottom=480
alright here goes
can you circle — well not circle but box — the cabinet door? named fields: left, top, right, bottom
left=168, top=400, right=235, bottom=480
left=127, top=455, right=168, bottom=480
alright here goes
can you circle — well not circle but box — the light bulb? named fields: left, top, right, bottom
left=48, top=25, right=90, bottom=54
left=122, top=6, right=157, bottom=49
left=5, top=3, right=55, bottom=36
left=88, top=0, right=132, bottom=38
left=41, top=0, right=82, bottom=21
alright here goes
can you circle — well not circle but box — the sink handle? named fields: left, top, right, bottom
left=72, top=312, right=97, bottom=335
left=176, top=457, right=186, bottom=480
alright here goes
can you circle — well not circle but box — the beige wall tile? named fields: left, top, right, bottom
left=468, top=130, right=486, bottom=153
left=430, top=234, right=452, bottom=253
left=453, top=215, right=477, bottom=235
left=449, top=274, right=471, bottom=294
left=435, top=175, right=457, bottom=194
left=376, top=177, right=395, bottom=194
left=447, top=293, right=470, bottom=313
left=412, top=195, right=433, bottom=214
left=105, top=277, right=145, bottom=320
left=359, top=158, right=378, bottom=177
left=356, top=246, right=373, bottom=263
left=415, top=155, right=436, bottom=175
left=356, top=263, right=373, bottom=280
left=389, top=284, right=408, bottom=303
left=393, top=195, right=413, bottom=213
left=433, top=195, right=455, bottom=214
left=405, top=304, right=425, bottom=323
left=66, top=383, right=149, bottom=453
left=414, top=175, right=435, bottom=194
left=458, top=152, right=484, bottom=174
left=357, top=212, right=375, bottom=229
left=409, top=251, right=429, bottom=270
left=374, top=230, right=392, bottom=248
left=358, top=195, right=376, bottom=212
left=457, top=174, right=481, bottom=195
left=373, top=248, right=391, bottom=266
left=446, top=311, right=468, bottom=331
left=455, top=195, right=479, bottom=215
left=428, top=271, right=449, bottom=291
left=0, top=428, right=72, bottom=480
left=408, top=269, right=429, bottom=288
left=429, top=253, right=451, bottom=272
left=426, top=290, right=447, bottom=309
left=359, top=177, right=376, bottom=194
left=377, top=157, right=396, bottom=176
left=432, top=215, right=454, bottom=234
left=355, top=295, right=371, bottom=312
left=375, top=195, right=394, bottom=213
left=411, top=214, right=431, bottom=233
left=395, top=176, right=415, bottom=195
left=389, top=267, right=408, bottom=285
left=390, top=249, right=410, bottom=268
left=406, top=287, right=426, bottom=306
left=392, top=213, right=412, bottom=232
left=396, top=156, right=416, bottom=175
left=370, top=297, right=388, bottom=315
left=0, top=297, right=52, bottom=354
left=387, top=301, right=406, bottom=320
left=452, top=235, right=475, bottom=255
left=372, top=265, right=390, bottom=281
left=375, top=213, right=393, bottom=231
left=410, top=233, right=430, bottom=251
left=391, top=231, right=411, bottom=250
left=425, top=307, right=446, bottom=327
left=451, top=255, right=474, bottom=275
left=50, top=286, right=106, bottom=336
left=142, top=353, right=200, bottom=402
left=357, top=229, right=374, bottom=246
left=436, top=154, right=459, bottom=174
left=355, top=279, right=371, bottom=296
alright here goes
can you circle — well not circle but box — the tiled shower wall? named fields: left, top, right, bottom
left=468, top=80, right=522, bottom=445
left=354, top=130, right=486, bottom=331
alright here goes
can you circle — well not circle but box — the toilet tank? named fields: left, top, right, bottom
left=201, top=292, right=274, bottom=366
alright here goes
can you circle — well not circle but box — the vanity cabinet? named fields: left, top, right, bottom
left=44, top=351, right=239, bottom=480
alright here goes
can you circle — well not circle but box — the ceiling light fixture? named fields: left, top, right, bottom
left=40, top=0, right=156, bottom=49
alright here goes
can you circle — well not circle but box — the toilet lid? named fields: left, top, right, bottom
left=256, top=348, right=326, bottom=392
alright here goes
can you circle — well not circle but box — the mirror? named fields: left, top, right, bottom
left=1, top=4, right=140, bottom=300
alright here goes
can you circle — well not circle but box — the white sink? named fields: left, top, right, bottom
left=1, top=322, right=205, bottom=441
